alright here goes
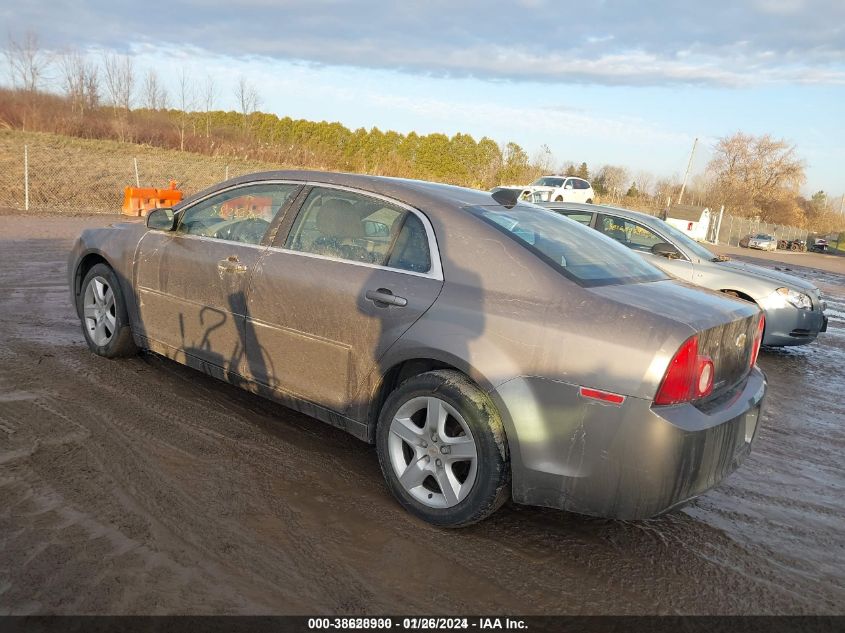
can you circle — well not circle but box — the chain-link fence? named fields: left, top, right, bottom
left=714, top=212, right=809, bottom=247
left=0, top=132, right=282, bottom=214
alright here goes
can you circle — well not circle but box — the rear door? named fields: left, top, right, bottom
left=134, top=182, right=300, bottom=372
left=244, top=185, right=443, bottom=413
left=595, top=213, right=695, bottom=282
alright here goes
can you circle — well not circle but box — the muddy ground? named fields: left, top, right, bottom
left=0, top=215, right=843, bottom=615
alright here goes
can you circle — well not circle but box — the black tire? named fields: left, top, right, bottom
left=585, top=198, right=593, bottom=204
left=376, top=369, right=510, bottom=527
left=554, top=196, right=564, bottom=202
left=78, top=263, right=138, bottom=358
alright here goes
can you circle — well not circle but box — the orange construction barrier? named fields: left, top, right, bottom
left=122, top=180, right=183, bottom=217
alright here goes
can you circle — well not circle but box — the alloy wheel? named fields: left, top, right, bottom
left=83, top=275, right=117, bottom=346
left=387, top=396, right=478, bottom=508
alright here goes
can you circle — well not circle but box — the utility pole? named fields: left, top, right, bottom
left=677, top=137, right=698, bottom=206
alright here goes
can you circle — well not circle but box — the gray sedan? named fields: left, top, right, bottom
left=69, top=172, right=766, bottom=526
left=542, top=202, right=828, bottom=347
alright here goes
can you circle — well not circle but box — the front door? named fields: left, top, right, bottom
left=244, top=186, right=443, bottom=413
left=135, top=182, right=300, bottom=373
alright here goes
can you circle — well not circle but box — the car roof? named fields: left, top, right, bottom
left=538, top=201, right=657, bottom=223
left=178, top=169, right=498, bottom=215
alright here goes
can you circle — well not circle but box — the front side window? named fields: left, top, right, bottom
left=470, top=205, right=668, bottom=287
left=285, top=187, right=431, bottom=273
left=596, top=215, right=665, bottom=253
left=177, top=183, right=298, bottom=244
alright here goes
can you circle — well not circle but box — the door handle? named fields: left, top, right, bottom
left=366, top=288, right=408, bottom=307
left=217, top=256, right=248, bottom=274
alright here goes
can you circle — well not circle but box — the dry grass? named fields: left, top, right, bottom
left=0, top=130, right=293, bottom=213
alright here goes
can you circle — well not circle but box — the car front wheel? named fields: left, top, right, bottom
left=78, top=263, right=138, bottom=358
left=376, top=370, right=510, bottom=527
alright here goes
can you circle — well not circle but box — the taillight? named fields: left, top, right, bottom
left=750, top=313, right=765, bottom=367
left=654, top=335, right=714, bottom=405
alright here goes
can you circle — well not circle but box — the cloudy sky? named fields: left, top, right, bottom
left=3, top=0, right=843, bottom=195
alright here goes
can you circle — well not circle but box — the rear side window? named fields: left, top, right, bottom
left=469, top=204, right=668, bottom=287
left=558, top=211, right=593, bottom=226
left=285, top=187, right=430, bottom=273
left=387, top=214, right=431, bottom=273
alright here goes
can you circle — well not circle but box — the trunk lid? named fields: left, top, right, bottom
left=698, top=314, right=758, bottom=394
left=589, top=279, right=760, bottom=399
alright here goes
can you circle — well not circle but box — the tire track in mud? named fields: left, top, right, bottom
left=1, top=215, right=844, bottom=615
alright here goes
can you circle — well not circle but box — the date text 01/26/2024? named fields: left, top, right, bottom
left=307, top=618, right=528, bottom=630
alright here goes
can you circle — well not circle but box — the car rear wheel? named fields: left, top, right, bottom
left=586, top=198, right=593, bottom=204
left=78, top=263, right=138, bottom=358
left=554, top=196, right=563, bottom=202
left=376, top=370, right=510, bottom=527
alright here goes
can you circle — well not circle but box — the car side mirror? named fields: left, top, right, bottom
left=651, top=242, right=681, bottom=259
left=146, top=208, right=176, bottom=231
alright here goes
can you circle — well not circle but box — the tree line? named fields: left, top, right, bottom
left=2, top=31, right=842, bottom=232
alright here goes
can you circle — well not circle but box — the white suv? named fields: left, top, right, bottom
left=525, top=176, right=594, bottom=204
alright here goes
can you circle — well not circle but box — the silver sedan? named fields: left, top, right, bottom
left=543, top=202, right=828, bottom=347
left=748, top=233, right=778, bottom=251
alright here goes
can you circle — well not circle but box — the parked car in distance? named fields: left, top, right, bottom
left=809, top=238, right=829, bottom=253
left=520, top=175, right=594, bottom=204
left=541, top=201, right=828, bottom=347
left=70, top=172, right=766, bottom=527
left=748, top=233, right=777, bottom=251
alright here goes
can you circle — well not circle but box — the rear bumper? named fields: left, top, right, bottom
left=493, top=367, right=767, bottom=519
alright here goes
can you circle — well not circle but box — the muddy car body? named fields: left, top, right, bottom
left=69, top=172, right=766, bottom=526
left=543, top=202, right=828, bottom=347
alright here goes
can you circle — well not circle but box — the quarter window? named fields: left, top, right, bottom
left=177, top=184, right=298, bottom=245
left=596, top=215, right=665, bottom=253
left=286, top=188, right=431, bottom=273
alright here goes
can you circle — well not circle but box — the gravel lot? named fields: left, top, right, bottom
left=1, top=215, right=843, bottom=615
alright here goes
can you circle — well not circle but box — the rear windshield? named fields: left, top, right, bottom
left=469, top=204, right=669, bottom=287
left=531, top=177, right=565, bottom=187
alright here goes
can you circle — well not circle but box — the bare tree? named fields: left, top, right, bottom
left=174, top=68, right=195, bottom=150
left=634, top=169, right=655, bottom=198
left=707, top=132, right=805, bottom=219
left=532, top=144, right=554, bottom=175
left=4, top=30, right=48, bottom=92
left=234, top=76, right=260, bottom=137
left=202, top=74, right=217, bottom=139
left=102, top=52, right=135, bottom=111
left=58, top=50, right=99, bottom=116
left=102, top=52, right=135, bottom=141
left=595, top=165, right=629, bottom=202
left=141, top=69, right=168, bottom=111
